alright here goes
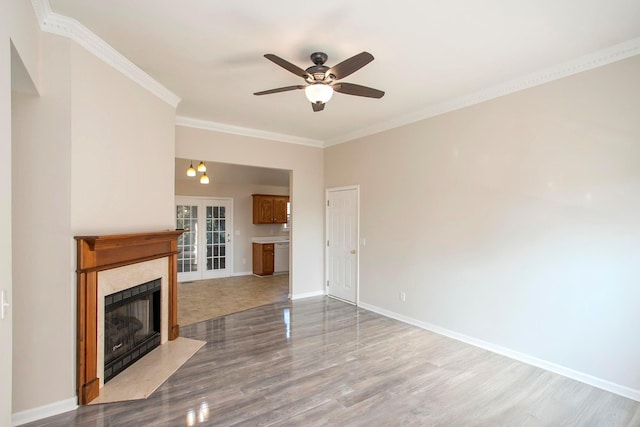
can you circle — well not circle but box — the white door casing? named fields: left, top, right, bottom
left=326, top=186, right=359, bottom=304
left=176, top=197, right=233, bottom=281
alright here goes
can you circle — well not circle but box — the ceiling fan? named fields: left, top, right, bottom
left=254, top=51, right=385, bottom=112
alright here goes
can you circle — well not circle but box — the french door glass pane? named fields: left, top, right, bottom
left=176, top=205, right=198, bottom=273
left=206, top=205, right=226, bottom=271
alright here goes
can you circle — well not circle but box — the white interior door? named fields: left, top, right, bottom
left=326, top=187, right=359, bottom=303
left=176, top=197, right=233, bottom=281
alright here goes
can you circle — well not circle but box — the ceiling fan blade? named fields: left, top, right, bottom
left=254, top=85, right=305, bottom=96
left=326, top=52, right=374, bottom=80
left=264, top=54, right=312, bottom=79
left=312, top=102, right=325, bottom=112
left=333, top=82, right=385, bottom=99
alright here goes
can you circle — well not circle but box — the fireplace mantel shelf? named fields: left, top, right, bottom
left=75, top=230, right=184, bottom=272
left=75, top=230, right=183, bottom=405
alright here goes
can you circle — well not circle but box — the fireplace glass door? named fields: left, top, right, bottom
left=104, top=278, right=161, bottom=383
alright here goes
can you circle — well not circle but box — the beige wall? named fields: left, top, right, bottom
left=12, top=33, right=73, bottom=414
left=4, top=0, right=41, bottom=92
left=175, top=177, right=289, bottom=275
left=10, top=32, right=177, bottom=415
left=1, top=1, right=42, bottom=424
left=70, top=43, right=176, bottom=234
left=325, top=55, right=640, bottom=393
left=175, top=127, right=324, bottom=297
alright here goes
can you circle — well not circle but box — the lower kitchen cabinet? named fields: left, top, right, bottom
left=253, top=243, right=274, bottom=276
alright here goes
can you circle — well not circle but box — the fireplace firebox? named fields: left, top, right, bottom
left=104, top=278, right=161, bottom=383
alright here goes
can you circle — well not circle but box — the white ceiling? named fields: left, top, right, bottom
left=48, top=0, right=640, bottom=146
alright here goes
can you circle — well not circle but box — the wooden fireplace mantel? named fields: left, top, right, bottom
left=75, top=230, right=183, bottom=404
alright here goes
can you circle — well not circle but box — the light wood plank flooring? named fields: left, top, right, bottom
left=178, top=274, right=289, bottom=325
left=25, top=297, right=640, bottom=426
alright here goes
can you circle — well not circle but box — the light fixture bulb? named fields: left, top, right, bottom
left=200, top=172, right=209, bottom=184
left=186, top=162, right=196, bottom=177
left=305, top=83, right=333, bottom=104
left=197, top=161, right=206, bottom=172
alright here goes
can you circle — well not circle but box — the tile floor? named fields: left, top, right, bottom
left=178, top=274, right=289, bottom=326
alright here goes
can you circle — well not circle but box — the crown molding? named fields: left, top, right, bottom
left=324, top=37, right=640, bottom=147
left=176, top=116, right=324, bottom=148
left=31, top=0, right=181, bottom=108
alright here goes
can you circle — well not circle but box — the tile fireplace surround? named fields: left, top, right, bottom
left=97, top=258, right=168, bottom=388
left=74, top=230, right=183, bottom=405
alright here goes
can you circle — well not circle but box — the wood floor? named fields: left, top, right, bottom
left=25, top=297, right=640, bottom=426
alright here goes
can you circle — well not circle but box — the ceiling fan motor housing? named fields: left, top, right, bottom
left=306, top=52, right=332, bottom=82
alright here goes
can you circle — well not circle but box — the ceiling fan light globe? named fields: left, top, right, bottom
left=305, top=84, right=333, bottom=104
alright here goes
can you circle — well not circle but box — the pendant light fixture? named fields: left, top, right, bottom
left=186, top=160, right=210, bottom=184
left=186, top=162, right=196, bottom=177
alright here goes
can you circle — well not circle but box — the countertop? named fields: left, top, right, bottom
left=252, top=237, right=290, bottom=244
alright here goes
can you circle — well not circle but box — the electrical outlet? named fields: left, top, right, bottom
left=399, top=291, right=406, bottom=302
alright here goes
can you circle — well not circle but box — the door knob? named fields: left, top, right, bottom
left=350, top=249, right=356, bottom=254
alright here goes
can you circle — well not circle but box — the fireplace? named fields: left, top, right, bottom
left=75, top=230, right=183, bottom=404
left=104, top=278, right=161, bottom=383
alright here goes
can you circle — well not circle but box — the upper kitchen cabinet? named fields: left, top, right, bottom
left=253, top=194, right=289, bottom=224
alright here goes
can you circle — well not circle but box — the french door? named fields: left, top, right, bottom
left=176, top=197, right=233, bottom=282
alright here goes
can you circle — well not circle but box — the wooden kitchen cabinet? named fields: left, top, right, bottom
left=252, top=194, right=289, bottom=224
left=253, top=243, right=274, bottom=276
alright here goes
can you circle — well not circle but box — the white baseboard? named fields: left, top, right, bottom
left=291, top=290, right=325, bottom=300
left=12, top=397, right=77, bottom=426
left=231, top=271, right=252, bottom=277
left=232, top=271, right=290, bottom=278
left=358, top=301, right=640, bottom=403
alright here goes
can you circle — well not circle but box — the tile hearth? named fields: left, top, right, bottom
left=89, top=337, right=204, bottom=405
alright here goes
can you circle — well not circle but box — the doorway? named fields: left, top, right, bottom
left=326, top=186, right=359, bottom=304
left=174, top=159, right=293, bottom=325
left=176, top=197, right=233, bottom=282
